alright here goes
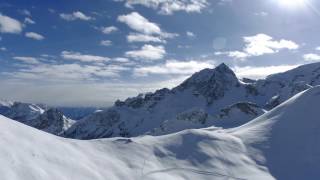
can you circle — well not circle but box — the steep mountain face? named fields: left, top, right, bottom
left=1, top=86, right=320, bottom=180
left=0, top=102, right=74, bottom=135
left=33, top=108, right=75, bottom=135
left=65, top=62, right=320, bottom=140
left=175, top=63, right=241, bottom=104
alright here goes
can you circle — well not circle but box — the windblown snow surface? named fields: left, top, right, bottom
left=1, top=86, right=320, bottom=180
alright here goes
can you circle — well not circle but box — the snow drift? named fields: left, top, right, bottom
left=231, top=86, right=320, bottom=180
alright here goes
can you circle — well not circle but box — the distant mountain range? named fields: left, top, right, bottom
left=0, top=101, right=99, bottom=135
left=1, top=62, right=320, bottom=139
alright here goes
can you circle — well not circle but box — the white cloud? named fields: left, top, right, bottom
left=303, top=53, right=320, bottom=62
left=61, top=51, right=110, bottom=63
left=101, top=26, right=118, bottom=34
left=133, top=60, right=215, bottom=76
left=125, top=45, right=166, bottom=60
left=24, top=17, right=35, bottom=24
left=48, top=9, right=55, bottom=14
left=8, top=64, right=123, bottom=82
left=315, top=47, right=320, bottom=51
left=100, top=40, right=112, bottom=47
left=254, top=11, right=268, bottom=16
left=178, top=45, right=191, bottom=49
left=218, top=0, right=233, bottom=5
left=19, top=9, right=31, bottom=16
left=233, top=64, right=300, bottom=79
left=186, top=31, right=196, bottom=38
left=244, top=34, right=299, bottom=56
left=118, top=12, right=161, bottom=35
left=112, top=57, right=130, bottom=63
left=215, top=51, right=248, bottom=61
left=118, top=12, right=177, bottom=44
left=127, top=33, right=165, bottom=43
left=13, top=56, right=40, bottom=64
left=216, top=34, right=299, bottom=60
left=0, top=47, right=7, bottom=51
left=60, top=11, right=93, bottom=21
left=0, top=13, right=23, bottom=34
left=25, top=32, right=45, bottom=40
left=227, top=51, right=249, bottom=60
left=116, top=0, right=209, bottom=15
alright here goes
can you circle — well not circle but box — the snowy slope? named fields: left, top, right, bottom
left=230, top=86, right=320, bottom=180
left=2, top=86, right=320, bottom=179
left=0, top=114, right=273, bottom=180
left=66, top=63, right=320, bottom=139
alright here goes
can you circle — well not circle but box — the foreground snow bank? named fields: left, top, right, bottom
left=231, top=86, right=320, bottom=180
left=0, top=114, right=272, bottom=180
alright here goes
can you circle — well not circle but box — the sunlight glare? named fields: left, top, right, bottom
left=278, top=0, right=306, bottom=8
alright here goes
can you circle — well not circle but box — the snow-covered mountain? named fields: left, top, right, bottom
left=3, top=102, right=45, bottom=122
left=0, top=102, right=74, bottom=135
left=1, top=86, right=320, bottom=179
left=65, top=62, right=320, bottom=139
left=32, top=108, right=75, bottom=135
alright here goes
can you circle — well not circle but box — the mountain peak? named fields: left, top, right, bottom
left=176, top=63, right=239, bottom=104
left=178, top=63, right=238, bottom=88
left=215, top=62, right=230, bottom=71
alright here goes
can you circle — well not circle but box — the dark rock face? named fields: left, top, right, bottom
left=33, top=108, right=74, bottom=135
left=176, top=63, right=240, bottom=104
left=176, top=109, right=208, bottom=124
left=0, top=106, right=11, bottom=115
left=219, top=102, right=262, bottom=117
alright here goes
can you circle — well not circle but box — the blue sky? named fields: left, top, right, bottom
left=0, top=0, right=320, bottom=106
